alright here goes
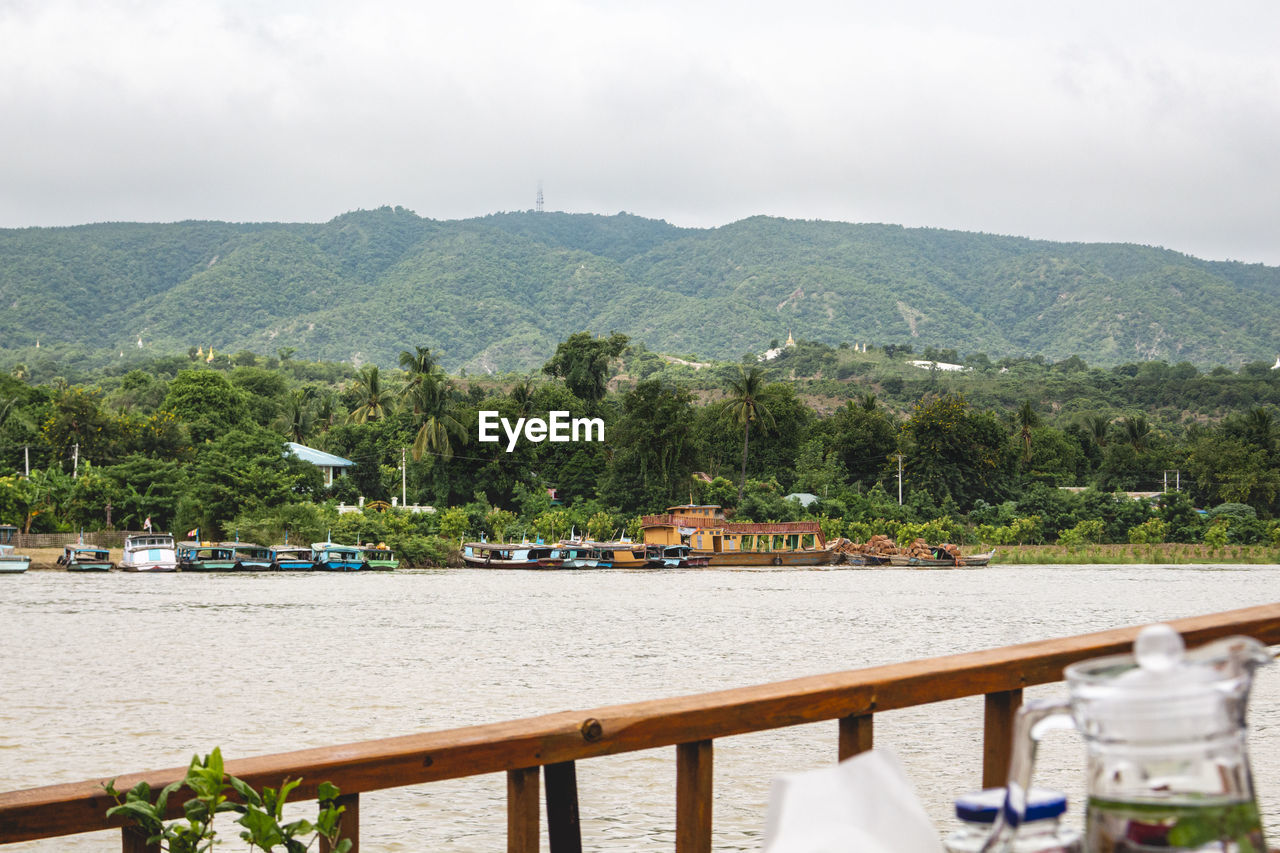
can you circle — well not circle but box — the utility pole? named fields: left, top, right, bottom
left=401, top=447, right=407, bottom=508
left=897, top=453, right=904, bottom=505
left=23, top=445, right=28, bottom=477
left=73, top=443, right=78, bottom=478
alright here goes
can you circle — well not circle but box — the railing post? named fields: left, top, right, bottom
left=507, top=767, right=540, bottom=853
left=319, top=792, right=359, bottom=853
left=837, top=713, right=874, bottom=761
left=676, top=740, right=713, bottom=853
left=983, top=689, right=1023, bottom=788
left=121, top=826, right=158, bottom=853
left=544, top=761, right=582, bottom=853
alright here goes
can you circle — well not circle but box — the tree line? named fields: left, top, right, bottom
left=3, top=332, right=1280, bottom=562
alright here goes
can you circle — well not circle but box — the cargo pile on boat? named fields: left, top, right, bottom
left=837, top=534, right=900, bottom=557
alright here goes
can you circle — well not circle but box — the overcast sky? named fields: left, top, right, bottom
left=2, top=1, right=1278, bottom=264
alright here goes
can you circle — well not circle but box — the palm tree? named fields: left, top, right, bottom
left=398, top=346, right=440, bottom=408
left=1245, top=407, right=1274, bottom=454
left=1016, top=401, right=1041, bottom=464
left=1085, top=414, right=1110, bottom=448
left=397, top=346, right=466, bottom=461
left=722, top=365, right=776, bottom=504
left=279, top=388, right=314, bottom=444
left=1123, top=415, right=1151, bottom=453
left=510, top=378, right=536, bottom=416
left=347, top=365, right=387, bottom=424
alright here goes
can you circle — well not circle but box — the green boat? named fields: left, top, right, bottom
left=59, top=544, right=114, bottom=572
left=358, top=544, right=399, bottom=570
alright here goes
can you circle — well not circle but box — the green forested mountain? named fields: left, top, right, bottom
left=1, top=206, right=1276, bottom=372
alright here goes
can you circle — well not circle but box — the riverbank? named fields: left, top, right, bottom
left=20, top=542, right=1280, bottom=570
left=993, top=542, right=1280, bottom=564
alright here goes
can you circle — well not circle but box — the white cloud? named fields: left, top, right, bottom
left=1, top=0, right=1277, bottom=263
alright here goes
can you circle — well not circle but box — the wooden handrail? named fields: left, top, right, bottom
left=3, top=602, right=1279, bottom=847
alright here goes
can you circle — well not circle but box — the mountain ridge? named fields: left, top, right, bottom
left=0, top=207, right=1276, bottom=372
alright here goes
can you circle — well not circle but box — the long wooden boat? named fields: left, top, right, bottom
left=119, top=533, right=178, bottom=572
left=645, top=543, right=711, bottom=568
left=460, top=542, right=562, bottom=569
left=0, top=543, right=30, bottom=573
left=540, top=543, right=601, bottom=569
left=58, top=544, right=113, bottom=572
left=311, top=541, right=368, bottom=572
left=270, top=545, right=317, bottom=572
left=641, top=505, right=839, bottom=566
left=887, top=548, right=996, bottom=568
left=177, top=542, right=237, bottom=572
left=586, top=540, right=648, bottom=569
left=232, top=543, right=274, bottom=572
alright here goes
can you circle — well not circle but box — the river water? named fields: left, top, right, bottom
left=3, top=564, right=1279, bottom=851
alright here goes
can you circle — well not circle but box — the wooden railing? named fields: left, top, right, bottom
left=3, top=602, right=1279, bottom=852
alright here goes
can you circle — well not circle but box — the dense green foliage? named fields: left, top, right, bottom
left=3, top=209, right=1279, bottom=377
left=7, top=336, right=1280, bottom=561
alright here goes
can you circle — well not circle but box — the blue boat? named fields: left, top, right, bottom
left=311, top=541, right=367, bottom=572
left=270, top=545, right=317, bottom=572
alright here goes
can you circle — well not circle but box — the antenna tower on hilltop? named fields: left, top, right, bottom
left=536, top=180, right=544, bottom=213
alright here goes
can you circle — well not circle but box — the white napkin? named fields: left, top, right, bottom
left=762, top=748, right=945, bottom=853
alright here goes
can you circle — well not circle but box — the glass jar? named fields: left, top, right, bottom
left=945, top=787, right=1081, bottom=853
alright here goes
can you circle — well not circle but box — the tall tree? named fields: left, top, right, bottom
left=721, top=365, right=776, bottom=504
left=1084, top=414, right=1110, bottom=448
left=542, top=332, right=628, bottom=405
left=347, top=365, right=387, bottom=424
left=1122, top=415, right=1151, bottom=453
left=398, top=347, right=466, bottom=462
left=1016, top=401, right=1041, bottom=464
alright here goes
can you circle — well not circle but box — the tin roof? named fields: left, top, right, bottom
left=286, top=442, right=354, bottom=468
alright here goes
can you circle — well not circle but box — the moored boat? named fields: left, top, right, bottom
left=311, top=541, right=367, bottom=572
left=542, top=542, right=601, bottom=569
left=460, top=542, right=562, bottom=569
left=270, top=545, right=317, bottom=572
left=119, top=533, right=178, bottom=572
left=587, top=540, right=648, bottom=568
left=232, top=543, right=273, bottom=572
left=177, top=542, right=237, bottom=572
left=0, top=543, right=31, bottom=573
left=641, top=505, right=839, bottom=566
left=58, top=544, right=114, bottom=572
left=358, top=543, right=399, bottom=570
left=645, top=543, right=711, bottom=568
left=887, top=548, right=996, bottom=568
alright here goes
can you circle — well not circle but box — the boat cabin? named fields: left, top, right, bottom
left=641, top=505, right=824, bottom=555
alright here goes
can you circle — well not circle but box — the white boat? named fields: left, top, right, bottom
left=119, top=533, right=178, bottom=572
left=0, top=543, right=31, bottom=573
